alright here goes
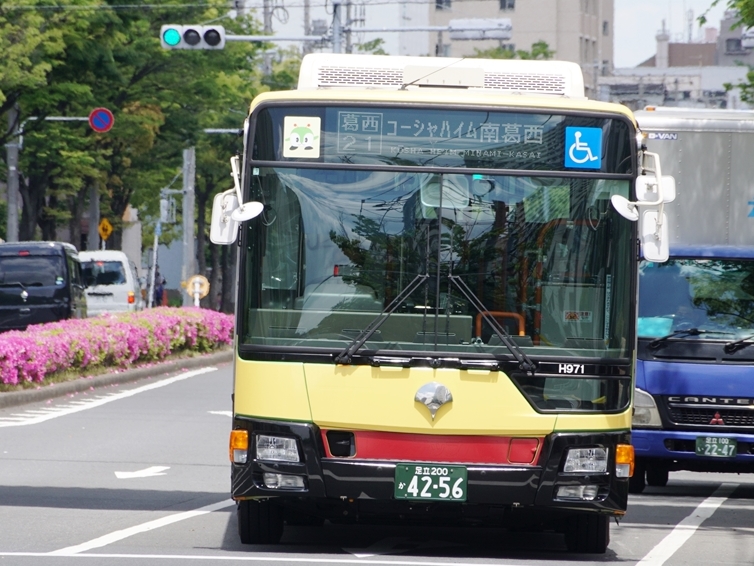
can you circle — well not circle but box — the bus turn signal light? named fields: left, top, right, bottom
left=229, top=430, right=249, bottom=464
left=615, top=444, right=634, bottom=478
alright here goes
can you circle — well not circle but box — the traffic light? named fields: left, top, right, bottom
left=160, top=25, right=226, bottom=50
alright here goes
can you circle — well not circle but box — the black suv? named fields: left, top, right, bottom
left=0, top=241, right=87, bottom=331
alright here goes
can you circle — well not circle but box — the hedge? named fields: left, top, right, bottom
left=0, top=307, right=234, bottom=386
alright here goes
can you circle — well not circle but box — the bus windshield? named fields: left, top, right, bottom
left=239, top=167, right=634, bottom=359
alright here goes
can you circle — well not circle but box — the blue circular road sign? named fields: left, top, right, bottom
left=89, top=107, right=114, bottom=133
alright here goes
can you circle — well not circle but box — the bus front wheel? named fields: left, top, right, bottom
left=237, top=499, right=284, bottom=545
left=564, top=514, right=610, bottom=554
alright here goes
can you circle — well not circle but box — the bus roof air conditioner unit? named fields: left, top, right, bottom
left=297, top=53, right=585, bottom=98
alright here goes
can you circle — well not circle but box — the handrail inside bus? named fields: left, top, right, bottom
left=475, top=311, right=525, bottom=338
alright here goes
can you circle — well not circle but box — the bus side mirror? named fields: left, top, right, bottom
left=610, top=150, right=675, bottom=263
left=210, top=190, right=240, bottom=245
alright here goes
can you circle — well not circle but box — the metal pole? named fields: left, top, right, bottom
left=147, top=223, right=159, bottom=308
left=332, top=0, right=343, bottom=54
left=5, top=104, right=20, bottom=242
left=87, top=181, right=100, bottom=251
left=182, top=147, right=196, bottom=307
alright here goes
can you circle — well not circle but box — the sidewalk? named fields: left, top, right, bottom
left=0, top=349, right=233, bottom=410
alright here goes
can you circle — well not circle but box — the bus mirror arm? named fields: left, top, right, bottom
left=229, top=156, right=264, bottom=222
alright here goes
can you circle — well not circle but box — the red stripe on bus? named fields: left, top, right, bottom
left=321, top=430, right=542, bottom=465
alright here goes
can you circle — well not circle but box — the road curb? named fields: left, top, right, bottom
left=0, top=349, right=234, bottom=410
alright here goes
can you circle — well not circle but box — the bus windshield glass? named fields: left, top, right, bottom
left=240, top=166, right=633, bottom=357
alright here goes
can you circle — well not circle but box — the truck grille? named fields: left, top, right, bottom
left=667, top=406, right=754, bottom=428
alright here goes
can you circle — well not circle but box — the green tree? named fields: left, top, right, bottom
left=473, top=40, right=555, bottom=60
left=703, top=1, right=754, bottom=103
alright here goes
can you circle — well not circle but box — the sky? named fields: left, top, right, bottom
left=614, top=0, right=729, bottom=68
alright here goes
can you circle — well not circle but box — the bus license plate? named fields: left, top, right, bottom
left=394, top=464, right=467, bottom=501
left=695, top=436, right=737, bottom=458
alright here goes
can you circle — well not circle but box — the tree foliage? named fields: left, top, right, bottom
left=703, top=1, right=754, bottom=103
left=472, top=40, right=555, bottom=60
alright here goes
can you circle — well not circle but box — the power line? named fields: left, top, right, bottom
left=1, top=0, right=462, bottom=10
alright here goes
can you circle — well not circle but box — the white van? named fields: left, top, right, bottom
left=80, top=250, right=144, bottom=316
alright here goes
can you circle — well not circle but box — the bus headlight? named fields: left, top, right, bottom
left=633, top=388, right=662, bottom=428
left=256, top=434, right=300, bottom=462
left=564, top=447, right=608, bottom=473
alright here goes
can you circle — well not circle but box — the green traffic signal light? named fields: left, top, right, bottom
left=160, top=24, right=225, bottom=49
left=162, top=27, right=181, bottom=47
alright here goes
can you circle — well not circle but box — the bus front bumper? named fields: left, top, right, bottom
left=231, top=417, right=629, bottom=519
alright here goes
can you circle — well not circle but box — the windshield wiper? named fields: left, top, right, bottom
left=647, top=328, right=734, bottom=350
left=334, top=273, right=429, bottom=365
left=448, top=274, right=537, bottom=375
left=724, top=334, right=754, bottom=353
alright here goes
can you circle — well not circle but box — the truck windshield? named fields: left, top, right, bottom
left=638, top=258, right=754, bottom=338
left=239, top=167, right=634, bottom=360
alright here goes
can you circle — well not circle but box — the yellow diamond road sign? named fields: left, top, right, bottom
left=98, top=218, right=113, bottom=241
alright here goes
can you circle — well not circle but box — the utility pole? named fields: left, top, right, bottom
left=181, top=147, right=196, bottom=307
left=5, top=104, right=20, bottom=242
left=87, top=181, right=100, bottom=251
left=303, top=0, right=312, bottom=54
left=332, top=0, right=343, bottom=54
left=263, top=0, right=273, bottom=74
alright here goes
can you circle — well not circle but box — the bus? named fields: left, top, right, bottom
left=210, top=53, right=674, bottom=554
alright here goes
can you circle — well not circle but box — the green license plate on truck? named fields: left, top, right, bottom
left=394, top=464, right=467, bottom=501
left=695, top=436, right=737, bottom=458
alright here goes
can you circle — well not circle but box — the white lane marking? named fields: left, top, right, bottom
left=208, top=410, right=232, bottom=417
left=0, top=367, right=218, bottom=428
left=2, top=552, right=528, bottom=565
left=114, top=466, right=170, bottom=479
left=636, top=482, right=736, bottom=566
left=345, top=537, right=461, bottom=557
left=49, top=499, right=236, bottom=555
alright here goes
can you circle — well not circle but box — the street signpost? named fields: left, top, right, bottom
left=98, top=218, right=113, bottom=249
left=89, top=107, right=115, bottom=133
left=186, top=274, right=210, bottom=307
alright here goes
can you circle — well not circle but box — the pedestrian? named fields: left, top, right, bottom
left=154, top=266, right=166, bottom=307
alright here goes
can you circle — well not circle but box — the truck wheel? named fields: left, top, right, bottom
left=237, top=499, right=284, bottom=544
left=628, top=460, right=646, bottom=494
left=564, top=514, right=610, bottom=554
left=646, top=467, right=669, bottom=487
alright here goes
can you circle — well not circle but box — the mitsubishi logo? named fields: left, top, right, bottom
left=709, top=412, right=725, bottom=425
left=415, top=381, right=452, bottom=420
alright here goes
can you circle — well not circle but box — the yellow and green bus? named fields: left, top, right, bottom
left=213, top=53, right=674, bottom=554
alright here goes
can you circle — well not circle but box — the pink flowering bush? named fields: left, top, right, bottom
left=0, top=307, right=234, bottom=386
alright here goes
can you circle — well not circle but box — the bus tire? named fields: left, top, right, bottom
left=237, top=499, right=284, bottom=545
left=628, top=460, right=646, bottom=494
left=646, top=466, right=669, bottom=487
left=564, top=514, right=610, bottom=554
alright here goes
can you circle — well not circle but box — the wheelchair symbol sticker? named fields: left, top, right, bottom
left=564, top=127, right=602, bottom=169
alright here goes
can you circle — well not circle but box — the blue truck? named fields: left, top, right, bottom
left=630, top=108, right=754, bottom=493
